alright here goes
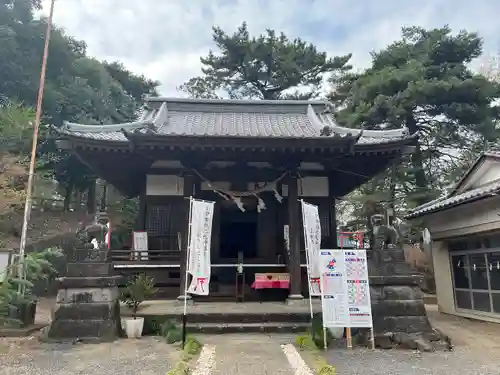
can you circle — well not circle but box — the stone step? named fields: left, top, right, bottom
left=134, top=312, right=312, bottom=324
left=186, top=322, right=310, bottom=334
left=423, top=294, right=437, bottom=304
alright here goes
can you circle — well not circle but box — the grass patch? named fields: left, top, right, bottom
left=162, top=319, right=203, bottom=375
left=166, top=336, right=203, bottom=375
left=296, top=333, right=336, bottom=375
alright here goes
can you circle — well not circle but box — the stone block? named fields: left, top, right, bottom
left=48, top=318, right=120, bottom=341
left=371, top=300, right=426, bottom=317
left=364, top=247, right=451, bottom=350
left=66, top=262, right=113, bottom=277
left=56, top=287, right=119, bottom=304
left=382, top=285, right=423, bottom=301
left=48, top=288, right=121, bottom=342
left=65, top=248, right=110, bottom=263
left=53, top=302, right=117, bottom=321
left=55, top=276, right=123, bottom=289
left=372, top=316, right=433, bottom=335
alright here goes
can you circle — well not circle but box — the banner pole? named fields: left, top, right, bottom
left=301, top=200, right=314, bottom=320
left=182, top=196, right=193, bottom=350
left=319, top=270, right=328, bottom=351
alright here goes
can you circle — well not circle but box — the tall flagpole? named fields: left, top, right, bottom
left=18, top=0, right=56, bottom=283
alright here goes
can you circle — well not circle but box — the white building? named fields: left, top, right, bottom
left=407, top=152, right=500, bottom=322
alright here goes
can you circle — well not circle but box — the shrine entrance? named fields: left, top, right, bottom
left=210, top=202, right=259, bottom=298
left=219, top=209, right=258, bottom=260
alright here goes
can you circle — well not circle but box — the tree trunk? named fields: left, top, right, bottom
left=406, top=114, right=429, bottom=206
left=388, top=164, right=396, bottom=226
left=86, top=180, right=96, bottom=214
left=63, top=181, right=74, bottom=211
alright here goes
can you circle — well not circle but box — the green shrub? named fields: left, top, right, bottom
left=165, top=328, right=182, bottom=344
left=160, top=319, right=178, bottom=337
left=319, top=364, right=336, bottom=375
left=166, top=361, right=189, bottom=375
left=310, top=314, right=333, bottom=349
left=184, top=336, right=203, bottom=355
left=296, top=334, right=316, bottom=350
left=119, top=274, right=156, bottom=317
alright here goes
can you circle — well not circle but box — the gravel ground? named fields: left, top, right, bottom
left=325, top=305, right=500, bottom=375
left=0, top=337, right=182, bottom=375
left=326, top=347, right=500, bottom=375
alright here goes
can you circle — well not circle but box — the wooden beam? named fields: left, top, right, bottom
left=147, top=166, right=329, bottom=181
left=328, top=175, right=338, bottom=248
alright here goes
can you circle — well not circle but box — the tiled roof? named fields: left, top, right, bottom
left=56, top=98, right=410, bottom=145
left=406, top=179, right=500, bottom=219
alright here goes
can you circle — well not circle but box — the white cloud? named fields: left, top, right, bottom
left=41, top=0, right=500, bottom=96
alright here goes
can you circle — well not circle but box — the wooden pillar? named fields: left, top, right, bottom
left=328, top=175, right=338, bottom=248
left=135, top=188, right=147, bottom=231
left=178, top=172, right=195, bottom=301
left=287, top=172, right=303, bottom=302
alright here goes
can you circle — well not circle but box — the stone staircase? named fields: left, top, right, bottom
left=184, top=310, right=311, bottom=334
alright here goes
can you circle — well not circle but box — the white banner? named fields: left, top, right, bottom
left=301, top=200, right=322, bottom=296
left=318, top=249, right=373, bottom=328
left=187, top=198, right=215, bottom=295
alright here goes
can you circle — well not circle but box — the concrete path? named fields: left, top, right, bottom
left=200, top=334, right=300, bottom=375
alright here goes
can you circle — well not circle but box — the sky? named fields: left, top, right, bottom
left=41, top=0, right=500, bottom=96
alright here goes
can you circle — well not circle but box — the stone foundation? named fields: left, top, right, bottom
left=48, top=277, right=122, bottom=341
left=46, top=241, right=122, bottom=342
left=361, top=248, right=451, bottom=351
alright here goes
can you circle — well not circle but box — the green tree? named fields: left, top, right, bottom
left=331, top=26, right=500, bottom=206
left=0, top=0, right=160, bottom=211
left=0, top=100, right=35, bottom=215
left=179, top=22, right=351, bottom=99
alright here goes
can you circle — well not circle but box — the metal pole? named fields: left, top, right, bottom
left=182, top=197, right=194, bottom=349
left=18, top=0, right=56, bottom=287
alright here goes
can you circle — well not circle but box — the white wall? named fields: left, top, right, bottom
left=281, top=177, right=329, bottom=197
left=424, top=196, right=500, bottom=240
left=431, top=241, right=455, bottom=314
left=146, top=175, right=183, bottom=196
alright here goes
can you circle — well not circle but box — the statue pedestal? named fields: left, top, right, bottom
left=47, top=245, right=122, bottom=342
left=362, top=248, right=450, bottom=351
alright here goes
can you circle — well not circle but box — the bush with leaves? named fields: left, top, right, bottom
left=0, top=247, right=63, bottom=327
left=120, top=274, right=157, bottom=318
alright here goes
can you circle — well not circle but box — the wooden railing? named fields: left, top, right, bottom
left=111, top=249, right=180, bottom=263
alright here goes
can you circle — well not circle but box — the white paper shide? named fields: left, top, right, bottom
left=301, top=201, right=322, bottom=296
left=187, top=198, right=215, bottom=296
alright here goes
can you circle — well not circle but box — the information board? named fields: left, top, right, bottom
left=132, top=231, right=149, bottom=261
left=318, top=249, right=373, bottom=328
left=344, top=250, right=373, bottom=328
left=318, top=250, right=348, bottom=327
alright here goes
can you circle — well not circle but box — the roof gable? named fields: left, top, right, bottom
left=405, top=152, right=500, bottom=219
left=451, top=152, right=500, bottom=196
left=55, top=97, right=411, bottom=146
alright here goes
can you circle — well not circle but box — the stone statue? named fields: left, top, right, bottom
left=371, top=213, right=399, bottom=250
left=75, top=213, right=110, bottom=250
